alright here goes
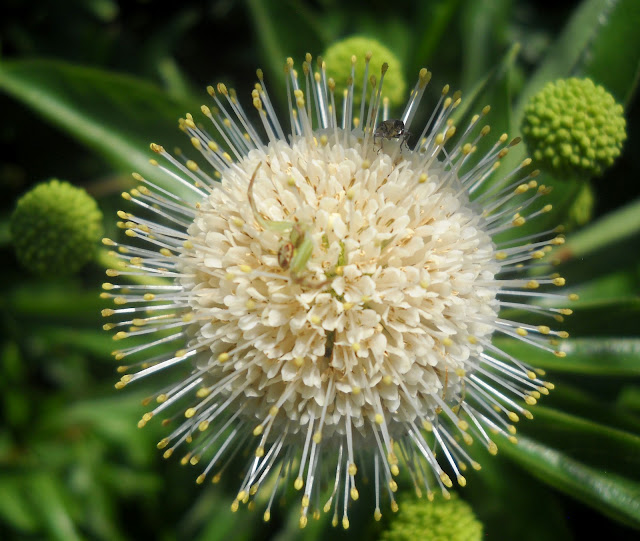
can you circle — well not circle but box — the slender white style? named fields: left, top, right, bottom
left=102, top=53, right=572, bottom=528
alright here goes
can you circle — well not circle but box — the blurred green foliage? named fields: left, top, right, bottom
left=1, top=0, right=639, bottom=539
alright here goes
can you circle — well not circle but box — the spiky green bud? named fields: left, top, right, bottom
left=381, top=493, right=483, bottom=541
left=11, top=179, right=103, bottom=275
left=522, top=78, right=626, bottom=179
left=323, top=35, right=406, bottom=110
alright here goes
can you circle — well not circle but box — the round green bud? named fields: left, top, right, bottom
left=11, top=179, right=103, bottom=275
left=381, top=492, right=483, bottom=541
left=522, top=78, right=626, bottom=179
left=323, top=35, right=406, bottom=111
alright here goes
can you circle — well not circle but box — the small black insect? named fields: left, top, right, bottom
left=373, top=119, right=411, bottom=153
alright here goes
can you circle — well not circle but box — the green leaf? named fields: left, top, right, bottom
left=450, top=43, right=520, bottom=127
left=498, top=435, right=640, bottom=529
left=501, top=0, right=630, bottom=175
left=408, top=0, right=462, bottom=72
left=0, top=475, right=39, bottom=533
left=0, top=59, right=202, bottom=198
left=513, top=0, right=612, bottom=126
left=543, top=383, right=640, bottom=435
left=459, top=0, right=512, bottom=92
left=619, top=386, right=640, bottom=416
left=6, top=279, right=104, bottom=321
left=520, top=406, right=640, bottom=480
left=493, top=336, right=640, bottom=376
left=578, top=0, right=640, bottom=104
left=26, top=474, right=83, bottom=541
left=561, top=298, right=640, bottom=337
left=245, top=0, right=324, bottom=103
left=464, top=444, right=572, bottom=541
left=551, top=198, right=640, bottom=283
left=567, top=268, right=640, bottom=303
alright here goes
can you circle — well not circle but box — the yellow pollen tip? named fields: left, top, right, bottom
left=524, top=396, right=537, bottom=406
left=375, top=413, right=384, bottom=425
left=512, top=216, right=526, bottom=226
left=313, top=432, right=322, bottom=444
left=294, top=477, right=304, bottom=490
left=352, top=342, right=361, bottom=352
left=255, top=446, right=264, bottom=457
left=348, top=463, right=357, bottom=476
left=440, top=472, right=453, bottom=488
left=218, top=352, right=230, bottom=363
left=350, top=487, right=359, bottom=501
left=458, top=475, right=467, bottom=487
left=555, top=350, right=567, bottom=358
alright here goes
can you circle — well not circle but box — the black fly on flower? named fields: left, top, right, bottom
left=373, top=119, right=411, bottom=153
left=101, top=50, right=574, bottom=529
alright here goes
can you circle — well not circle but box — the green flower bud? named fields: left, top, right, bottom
left=323, top=35, right=406, bottom=110
left=381, top=492, right=483, bottom=541
left=11, top=179, right=103, bottom=275
left=522, top=78, right=626, bottom=179
left=568, top=180, right=595, bottom=228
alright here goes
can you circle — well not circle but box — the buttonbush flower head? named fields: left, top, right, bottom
left=12, top=179, right=103, bottom=275
left=381, top=492, right=483, bottom=541
left=522, top=78, right=626, bottom=179
left=102, top=50, right=572, bottom=528
left=323, top=36, right=406, bottom=108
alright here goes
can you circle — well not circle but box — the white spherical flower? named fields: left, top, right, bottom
left=102, top=54, right=571, bottom=528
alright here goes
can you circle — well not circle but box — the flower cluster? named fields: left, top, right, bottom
left=12, top=179, right=103, bottom=275
left=522, top=78, right=626, bottom=178
left=102, top=52, right=572, bottom=528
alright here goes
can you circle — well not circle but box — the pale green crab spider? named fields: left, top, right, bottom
left=247, top=163, right=329, bottom=288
